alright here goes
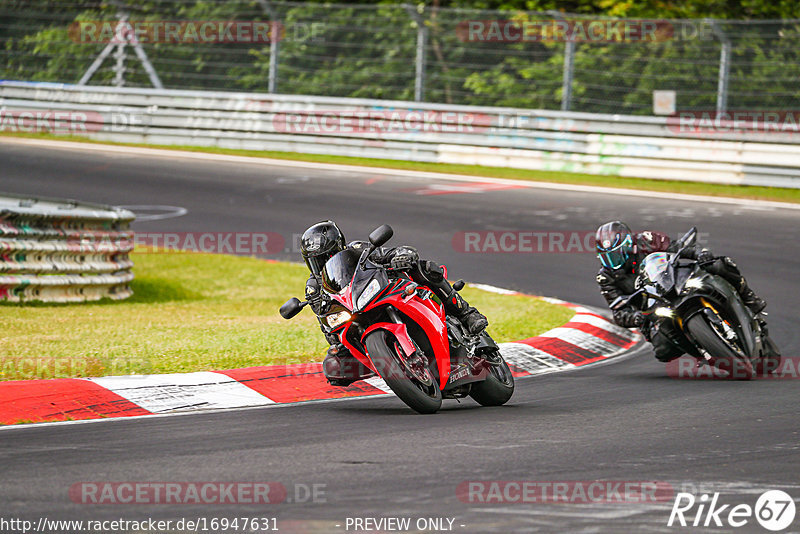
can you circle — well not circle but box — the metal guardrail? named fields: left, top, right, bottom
left=0, top=192, right=135, bottom=303
left=1, top=81, right=799, bottom=188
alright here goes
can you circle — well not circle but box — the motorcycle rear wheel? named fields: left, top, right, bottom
left=755, top=332, right=783, bottom=376
left=469, top=350, right=515, bottom=406
left=365, top=330, right=442, bottom=414
left=685, top=315, right=754, bottom=380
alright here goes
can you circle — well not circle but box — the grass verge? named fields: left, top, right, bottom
left=0, top=251, right=574, bottom=381
left=2, top=132, right=799, bottom=204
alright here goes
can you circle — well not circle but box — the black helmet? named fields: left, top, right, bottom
left=301, top=221, right=346, bottom=275
left=596, top=221, right=634, bottom=270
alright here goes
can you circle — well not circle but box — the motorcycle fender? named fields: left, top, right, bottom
left=368, top=295, right=450, bottom=387
left=396, top=297, right=451, bottom=387
left=677, top=275, right=758, bottom=356
left=675, top=297, right=709, bottom=326
left=362, top=322, right=416, bottom=358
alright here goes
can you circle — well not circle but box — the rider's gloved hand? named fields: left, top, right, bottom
left=389, top=246, right=419, bottom=271
left=633, top=311, right=647, bottom=328
left=306, top=277, right=327, bottom=315
left=697, top=249, right=714, bottom=264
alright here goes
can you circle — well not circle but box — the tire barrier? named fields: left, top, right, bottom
left=0, top=193, right=135, bottom=303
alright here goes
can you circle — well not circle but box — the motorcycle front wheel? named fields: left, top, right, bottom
left=365, top=330, right=442, bottom=414
left=469, top=350, right=515, bottom=406
left=685, top=315, right=754, bottom=380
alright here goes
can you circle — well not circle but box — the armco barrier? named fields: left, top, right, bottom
left=0, top=193, right=135, bottom=303
left=1, top=81, right=799, bottom=188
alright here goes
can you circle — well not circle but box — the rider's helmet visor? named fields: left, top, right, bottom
left=597, top=235, right=633, bottom=270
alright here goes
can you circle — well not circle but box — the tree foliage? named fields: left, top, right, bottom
left=1, top=1, right=798, bottom=114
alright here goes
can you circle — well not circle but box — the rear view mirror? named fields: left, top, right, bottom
left=679, top=227, right=698, bottom=248
left=280, top=297, right=306, bottom=319
left=369, top=224, right=393, bottom=248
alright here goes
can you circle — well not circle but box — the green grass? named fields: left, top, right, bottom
left=2, top=131, right=799, bottom=204
left=0, top=251, right=572, bottom=381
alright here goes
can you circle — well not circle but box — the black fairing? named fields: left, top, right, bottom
left=351, top=258, right=389, bottom=311
left=675, top=271, right=759, bottom=358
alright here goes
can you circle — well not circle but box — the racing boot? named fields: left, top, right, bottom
left=443, top=287, right=488, bottom=335
left=740, top=285, right=767, bottom=314
left=417, top=260, right=488, bottom=335
left=709, top=257, right=766, bottom=314
left=322, top=344, right=374, bottom=387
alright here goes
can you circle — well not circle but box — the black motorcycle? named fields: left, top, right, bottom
left=613, top=227, right=781, bottom=379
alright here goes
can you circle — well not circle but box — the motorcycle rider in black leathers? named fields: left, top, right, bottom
left=301, top=221, right=489, bottom=386
left=595, top=221, right=767, bottom=363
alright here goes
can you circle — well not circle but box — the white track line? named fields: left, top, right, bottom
left=2, top=137, right=798, bottom=211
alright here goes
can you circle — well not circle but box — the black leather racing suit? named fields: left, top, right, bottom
left=596, top=231, right=753, bottom=362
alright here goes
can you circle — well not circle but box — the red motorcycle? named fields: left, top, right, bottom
left=280, top=225, right=514, bottom=414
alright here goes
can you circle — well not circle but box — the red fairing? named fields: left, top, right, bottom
left=362, top=286, right=451, bottom=387
left=363, top=322, right=415, bottom=356
left=330, top=290, right=354, bottom=311
left=339, top=323, right=376, bottom=374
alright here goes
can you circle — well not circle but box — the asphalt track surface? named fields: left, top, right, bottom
left=1, top=139, right=798, bottom=533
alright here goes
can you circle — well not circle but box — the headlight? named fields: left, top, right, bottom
left=654, top=307, right=674, bottom=318
left=356, top=279, right=382, bottom=310
left=684, top=277, right=704, bottom=290
left=325, top=311, right=352, bottom=328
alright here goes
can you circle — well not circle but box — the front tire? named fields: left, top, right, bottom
left=685, top=315, right=754, bottom=380
left=469, top=351, right=515, bottom=406
left=365, top=330, right=442, bottom=414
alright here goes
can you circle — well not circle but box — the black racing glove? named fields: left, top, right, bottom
left=633, top=311, right=647, bottom=328
left=389, top=246, right=419, bottom=271
left=306, top=277, right=327, bottom=315
left=696, top=249, right=714, bottom=264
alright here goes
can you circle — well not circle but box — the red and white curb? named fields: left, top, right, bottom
left=0, top=286, right=640, bottom=425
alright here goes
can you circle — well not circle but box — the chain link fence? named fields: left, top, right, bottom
left=2, top=1, right=799, bottom=115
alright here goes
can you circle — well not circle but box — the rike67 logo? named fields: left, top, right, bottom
left=668, top=490, right=796, bottom=531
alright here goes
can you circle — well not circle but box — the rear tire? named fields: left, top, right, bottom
left=755, top=333, right=783, bottom=376
left=469, top=351, right=515, bottom=406
left=685, top=315, right=754, bottom=380
left=365, top=330, right=442, bottom=414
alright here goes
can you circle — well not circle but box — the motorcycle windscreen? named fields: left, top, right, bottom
left=640, top=252, right=675, bottom=293
left=321, top=249, right=361, bottom=294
